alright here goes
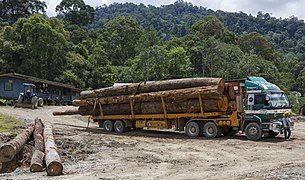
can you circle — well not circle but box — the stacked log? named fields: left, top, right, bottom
left=44, top=122, right=63, bottom=176
left=0, top=124, right=34, bottom=162
left=30, top=118, right=45, bottom=172
left=54, top=78, right=237, bottom=116
left=80, top=78, right=225, bottom=99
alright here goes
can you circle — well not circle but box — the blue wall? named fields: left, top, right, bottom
left=0, top=76, right=79, bottom=102
left=0, top=77, right=25, bottom=99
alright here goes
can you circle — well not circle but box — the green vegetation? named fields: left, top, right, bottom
left=0, top=114, right=24, bottom=136
left=0, top=0, right=305, bottom=99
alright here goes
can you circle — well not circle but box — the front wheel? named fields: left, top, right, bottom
left=245, top=122, right=262, bottom=140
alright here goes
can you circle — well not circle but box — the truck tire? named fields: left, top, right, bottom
left=31, top=96, right=38, bottom=109
left=245, top=122, right=262, bottom=140
left=185, top=121, right=202, bottom=138
left=114, top=120, right=126, bottom=133
left=268, top=131, right=279, bottom=138
left=38, top=98, right=44, bottom=107
left=104, top=120, right=114, bottom=132
left=18, top=95, right=23, bottom=104
left=98, top=121, right=105, bottom=129
left=203, top=122, right=219, bottom=138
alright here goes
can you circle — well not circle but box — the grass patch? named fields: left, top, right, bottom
left=0, top=113, right=24, bottom=136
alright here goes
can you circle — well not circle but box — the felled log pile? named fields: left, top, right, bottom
left=0, top=119, right=63, bottom=176
left=54, top=78, right=237, bottom=116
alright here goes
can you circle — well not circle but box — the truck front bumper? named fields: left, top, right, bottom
left=262, top=121, right=294, bottom=133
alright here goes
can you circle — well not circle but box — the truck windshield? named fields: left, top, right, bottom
left=268, top=93, right=290, bottom=108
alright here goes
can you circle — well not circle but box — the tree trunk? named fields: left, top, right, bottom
left=80, top=78, right=225, bottom=99
left=30, top=119, right=44, bottom=172
left=78, top=96, right=228, bottom=116
left=53, top=109, right=79, bottom=116
left=0, top=125, right=34, bottom=162
left=74, top=86, right=222, bottom=106
left=44, top=122, right=63, bottom=176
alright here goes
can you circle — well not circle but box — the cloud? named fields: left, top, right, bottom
left=44, top=0, right=305, bottom=20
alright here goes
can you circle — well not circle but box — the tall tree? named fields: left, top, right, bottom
left=0, top=0, right=46, bottom=24
left=99, top=16, right=143, bottom=66
left=56, top=0, right=94, bottom=26
left=0, top=14, right=69, bottom=80
left=238, top=32, right=276, bottom=60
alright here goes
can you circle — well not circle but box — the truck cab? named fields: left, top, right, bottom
left=243, top=76, right=292, bottom=140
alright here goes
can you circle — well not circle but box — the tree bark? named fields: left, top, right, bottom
left=74, top=86, right=222, bottom=106
left=0, top=125, right=34, bottom=162
left=80, top=78, right=225, bottom=99
left=53, top=109, right=79, bottom=116
left=44, top=122, right=63, bottom=176
left=30, top=119, right=45, bottom=172
left=78, top=96, right=228, bottom=116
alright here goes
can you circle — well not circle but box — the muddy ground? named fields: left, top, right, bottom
left=0, top=106, right=305, bottom=179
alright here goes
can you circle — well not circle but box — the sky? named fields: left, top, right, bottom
left=45, top=0, right=305, bottom=20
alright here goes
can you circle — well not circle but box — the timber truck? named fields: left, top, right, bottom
left=53, top=76, right=293, bottom=140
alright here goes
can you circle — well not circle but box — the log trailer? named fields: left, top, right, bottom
left=54, top=77, right=292, bottom=140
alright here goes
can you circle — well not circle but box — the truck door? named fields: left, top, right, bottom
left=246, top=94, right=266, bottom=110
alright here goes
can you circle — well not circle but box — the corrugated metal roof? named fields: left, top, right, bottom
left=0, top=73, right=81, bottom=91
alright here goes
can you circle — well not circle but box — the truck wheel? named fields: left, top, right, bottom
left=104, top=120, right=114, bottom=132
left=18, top=95, right=23, bottom=104
left=203, top=122, right=219, bottom=138
left=114, top=120, right=126, bottom=133
left=185, top=121, right=202, bottom=138
left=98, top=121, right=105, bottom=129
left=31, top=96, right=38, bottom=109
left=245, top=122, right=262, bottom=140
left=38, top=98, right=44, bottom=107
left=268, top=131, right=279, bottom=138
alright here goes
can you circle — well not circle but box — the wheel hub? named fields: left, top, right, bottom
left=249, top=127, right=258, bottom=136
left=190, top=126, right=196, bottom=133
left=208, top=127, right=214, bottom=134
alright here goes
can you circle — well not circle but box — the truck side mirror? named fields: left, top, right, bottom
left=247, top=94, right=254, bottom=106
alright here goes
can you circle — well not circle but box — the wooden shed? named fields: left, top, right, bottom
left=0, top=73, right=81, bottom=104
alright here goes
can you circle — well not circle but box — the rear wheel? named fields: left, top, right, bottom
left=245, top=122, right=262, bottom=140
left=98, top=121, right=105, bottom=129
left=114, top=120, right=126, bottom=133
left=185, top=121, right=203, bottom=138
left=203, top=122, right=219, bottom=138
left=104, top=120, right=114, bottom=132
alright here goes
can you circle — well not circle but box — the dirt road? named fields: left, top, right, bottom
left=0, top=106, right=305, bottom=179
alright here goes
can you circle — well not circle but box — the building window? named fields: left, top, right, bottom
left=4, top=81, right=13, bottom=91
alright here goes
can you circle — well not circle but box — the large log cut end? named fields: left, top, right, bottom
left=46, top=150, right=63, bottom=176
left=30, top=118, right=45, bottom=172
left=44, top=123, right=63, bottom=176
left=0, top=145, right=16, bottom=162
left=30, top=150, right=44, bottom=172
left=0, top=125, right=34, bottom=162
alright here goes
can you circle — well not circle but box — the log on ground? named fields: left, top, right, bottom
left=53, top=109, right=80, bottom=116
left=44, top=122, right=63, bottom=176
left=0, top=124, right=34, bottom=162
left=80, top=78, right=225, bottom=99
left=30, top=118, right=45, bottom=172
